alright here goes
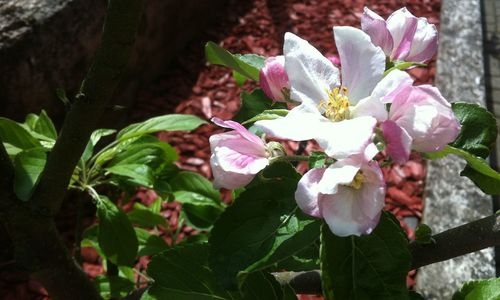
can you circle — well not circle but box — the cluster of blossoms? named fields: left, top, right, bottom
left=209, top=7, right=460, bottom=237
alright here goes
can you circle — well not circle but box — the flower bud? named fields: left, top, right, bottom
left=259, top=56, right=290, bottom=102
left=209, top=118, right=269, bottom=189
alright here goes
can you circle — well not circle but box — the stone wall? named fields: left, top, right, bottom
left=0, top=0, right=228, bottom=123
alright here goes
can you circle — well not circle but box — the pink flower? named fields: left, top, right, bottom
left=295, top=155, right=385, bottom=237
left=361, top=7, right=438, bottom=63
left=259, top=56, right=290, bottom=102
left=209, top=118, right=269, bottom=189
left=327, top=55, right=341, bottom=66
left=382, top=85, right=461, bottom=163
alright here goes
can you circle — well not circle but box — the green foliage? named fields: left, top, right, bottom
left=239, top=271, right=297, bottom=300
left=135, top=228, right=169, bottom=256
left=209, top=162, right=314, bottom=290
left=0, top=117, right=42, bottom=150
left=453, top=278, right=500, bottom=300
left=308, top=151, right=327, bottom=169
left=144, top=243, right=233, bottom=300
left=234, top=89, right=287, bottom=125
left=321, top=212, right=411, bottom=300
left=384, top=61, right=426, bottom=76
left=205, top=41, right=265, bottom=82
left=81, top=129, right=116, bottom=163
left=117, top=114, right=206, bottom=141
left=96, top=196, right=138, bottom=266
left=414, top=224, right=434, bottom=245
left=450, top=103, right=497, bottom=158
left=13, top=149, right=47, bottom=201
left=127, top=202, right=168, bottom=228
left=24, top=110, right=58, bottom=140
left=94, top=275, right=135, bottom=299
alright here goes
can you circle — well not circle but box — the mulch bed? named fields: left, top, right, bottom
left=0, top=0, right=440, bottom=298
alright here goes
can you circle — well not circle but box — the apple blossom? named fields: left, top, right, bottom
left=361, top=7, right=438, bottom=63
left=255, top=27, right=412, bottom=159
left=382, top=85, right=461, bottom=163
left=259, top=56, right=290, bottom=102
left=295, top=155, right=385, bottom=237
left=209, top=118, right=270, bottom=189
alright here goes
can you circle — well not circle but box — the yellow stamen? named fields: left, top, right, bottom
left=346, top=171, right=365, bottom=190
left=318, top=86, right=350, bottom=121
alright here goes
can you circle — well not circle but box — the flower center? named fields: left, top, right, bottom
left=318, top=86, right=350, bottom=122
left=346, top=171, right=365, bottom=190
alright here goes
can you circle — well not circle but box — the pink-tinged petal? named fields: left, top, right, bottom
left=254, top=104, right=326, bottom=141
left=327, top=55, right=341, bottom=66
left=405, top=18, right=438, bottom=63
left=333, top=26, right=386, bottom=103
left=371, top=69, right=414, bottom=104
left=316, top=116, right=377, bottom=159
left=318, top=159, right=361, bottom=194
left=295, top=168, right=326, bottom=218
left=260, top=56, right=290, bottom=102
left=212, top=117, right=265, bottom=146
left=381, top=120, right=412, bottom=164
left=284, top=32, right=340, bottom=106
left=358, top=161, right=385, bottom=219
left=361, top=7, right=394, bottom=55
left=389, top=85, right=461, bottom=152
left=350, top=96, right=388, bottom=122
left=211, top=155, right=258, bottom=189
left=386, top=8, right=418, bottom=61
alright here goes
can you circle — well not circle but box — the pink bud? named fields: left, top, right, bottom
left=327, top=55, right=341, bottom=66
left=209, top=118, right=269, bottom=189
left=259, top=56, right=290, bottom=102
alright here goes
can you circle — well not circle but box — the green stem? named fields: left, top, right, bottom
left=272, top=155, right=310, bottom=163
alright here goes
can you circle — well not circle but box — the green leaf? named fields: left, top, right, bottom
left=205, top=41, right=265, bottom=82
left=450, top=102, right=497, bottom=158
left=275, top=243, right=320, bottom=271
left=233, top=70, right=247, bottom=87
left=14, top=149, right=47, bottom=201
left=117, top=114, right=206, bottom=141
left=34, top=110, right=57, bottom=140
left=453, top=278, right=500, bottom=300
left=321, top=212, right=411, bottom=300
left=234, top=89, right=287, bottom=125
left=239, top=271, right=296, bottom=300
left=170, top=171, right=222, bottom=203
left=106, top=164, right=155, bottom=187
left=135, top=228, right=169, bottom=256
left=94, top=275, right=134, bottom=299
left=308, top=152, right=327, bottom=169
left=241, top=109, right=289, bottom=125
left=0, top=117, right=42, bottom=150
left=82, top=128, right=116, bottom=163
left=145, top=243, right=233, bottom=300
left=425, top=145, right=500, bottom=195
left=415, top=224, right=434, bottom=245
left=127, top=203, right=168, bottom=228
left=383, top=61, right=426, bottom=76
left=97, top=196, right=138, bottom=266
left=209, top=162, right=302, bottom=289
left=81, top=225, right=104, bottom=257
left=176, top=192, right=225, bottom=230
left=109, top=135, right=178, bottom=167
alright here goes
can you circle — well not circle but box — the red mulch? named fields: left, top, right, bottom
left=0, top=0, right=440, bottom=299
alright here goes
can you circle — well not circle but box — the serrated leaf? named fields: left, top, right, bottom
left=209, top=162, right=301, bottom=290
left=0, top=117, right=42, bottom=150
left=117, top=114, right=206, bottom=141
left=450, top=102, right=497, bottom=158
left=234, top=89, right=287, bottom=125
left=205, top=41, right=264, bottom=82
left=14, top=148, right=47, bottom=201
left=321, top=212, right=411, bottom=300
left=145, top=243, right=233, bottom=300
left=453, top=278, right=500, bottom=300
left=97, top=196, right=138, bottom=266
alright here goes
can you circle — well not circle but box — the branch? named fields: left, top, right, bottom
left=273, top=214, right=500, bottom=294
left=31, top=0, right=145, bottom=217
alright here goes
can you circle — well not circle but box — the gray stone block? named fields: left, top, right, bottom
left=415, top=0, right=496, bottom=298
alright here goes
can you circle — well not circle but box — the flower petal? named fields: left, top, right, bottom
left=361, top=7, right=394, bottom=55
left=254, top=104, right=326, bottom=141
left=334, top=26, right=386, bottom=103
left=212, top=117, right=265, bottom=146
left=381, top=120, right=412, bottom=164
left=317, top=159, right=361, bottom=194
left=284, top=32, right=340, bottom=105
left=386, top=8, right=418, bottom=60
left=211, top=155, right=260, bottom=189
left=295, top=168, right=326, bottom=218
left=315, top=116, right=377, bottom=159
left=405, top=18, right=438, bottom=63
left=371, top=69, right=414, bottom=104
left=350, top=96, right=388, bottom=122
